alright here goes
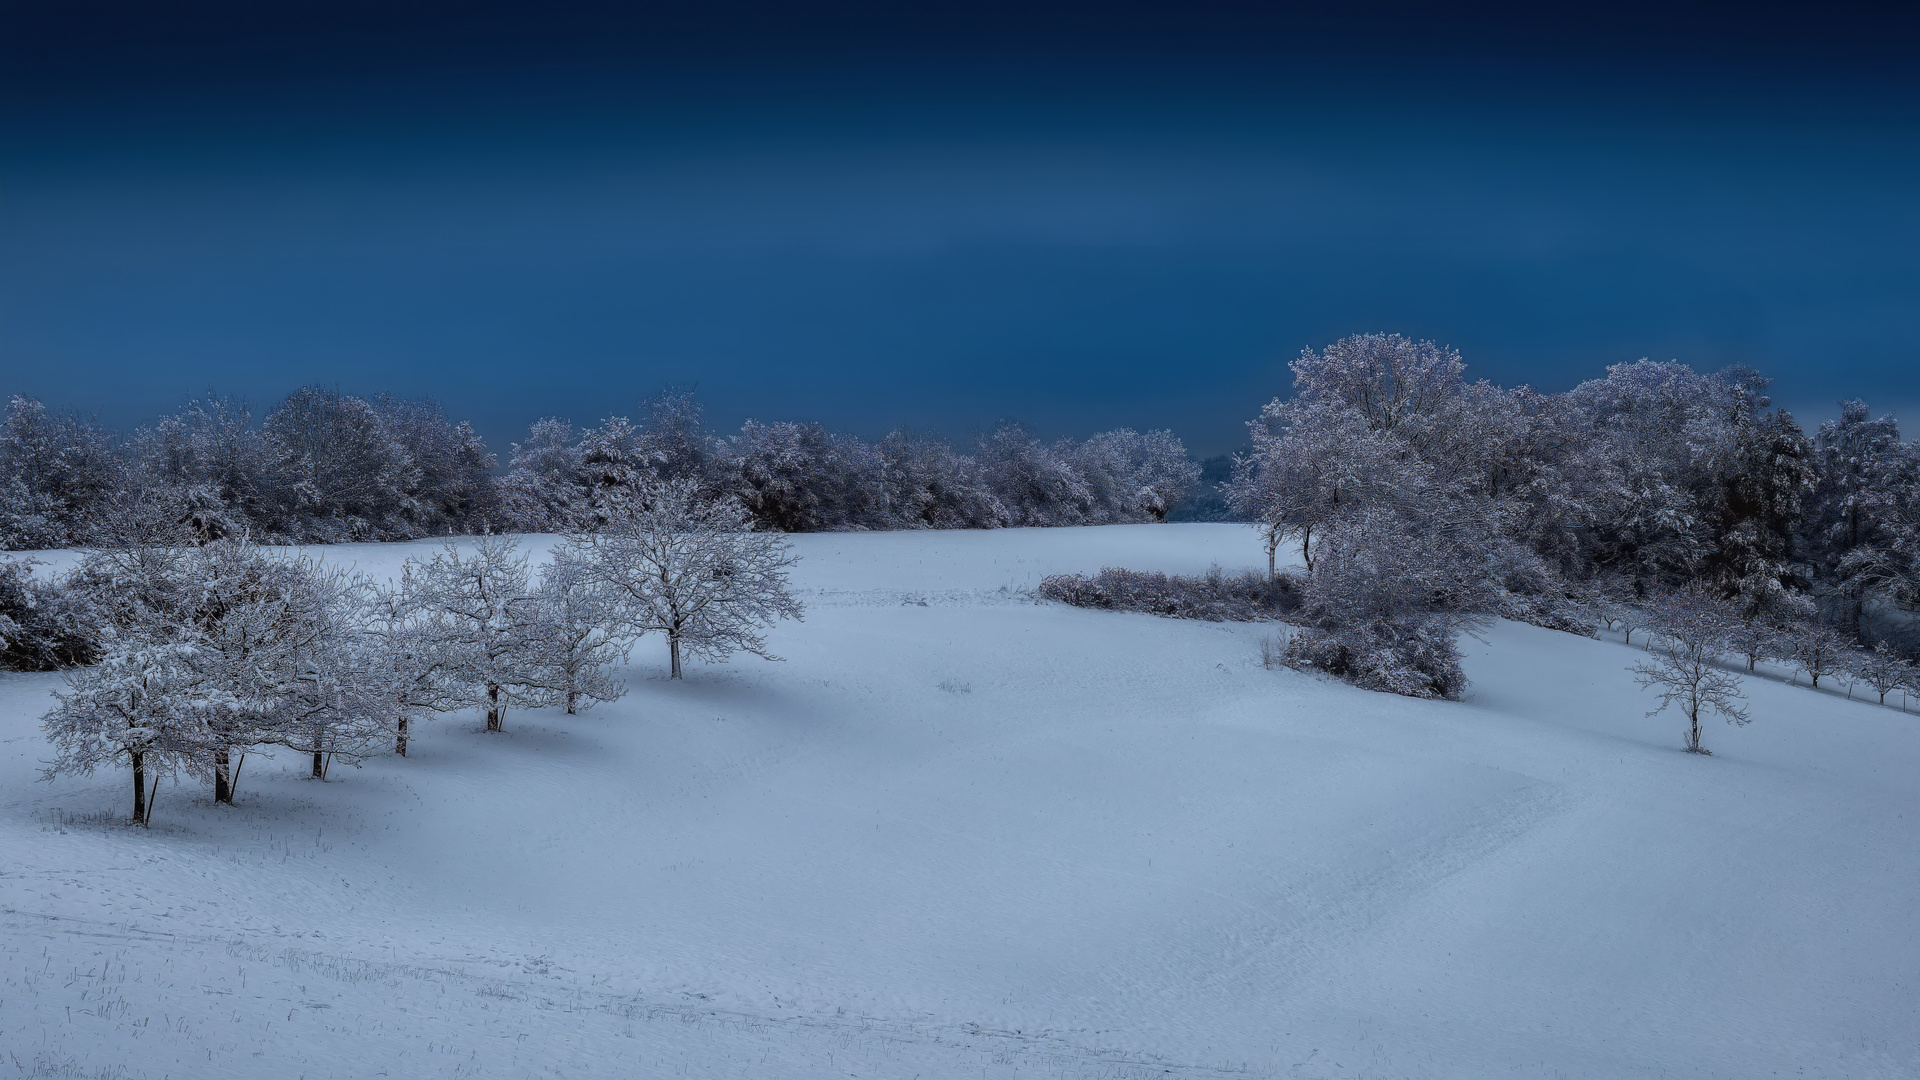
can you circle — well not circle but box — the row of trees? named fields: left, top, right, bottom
left=0, top=388, right=1204, bottom=549
left=496, top=392, right=1202, bottom=533
left=1627, top=585, right=1918, bottom=754
left=1227, top=333, right=1920, bottom=697
left=31, top=478, right=801, bottom=824
left=1, top=389, right=497, bottom=548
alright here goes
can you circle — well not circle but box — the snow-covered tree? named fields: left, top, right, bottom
left=575, top=416, right=654, bottom=520
left=1632, top=588, right=1748, bottom=754
left=1228, top=400, right=1411, bottom=578
left=1595, top=584, right=1643, bottom=648
left=251, top=387, right=495, bottom=541
left=1856, top=641, right=1911, bottom=706
left=0, top=558, right=98, bottom=671
left=1786, top=623, right=1850, bottom=689
left=258, top=386, right=417, bottom=541
left=498, top=417, right=586, bottom=532
left=41, top=640, right=214, bottom=824
left=632, top=389, right=723, bottom=488
left=1280, top=506, right=1499, bottom=699
left=45, top=539, right=377, bottom=815
left=1725, top=615, right=1780, bottom=673
left=875, top=428, right=1001, bottom=529
left=1288, top=333, right=1467, bottom=441
left=402, top=534, right=541, bottom=731
left=564, top=477, right=802, bottom=678
left=129, top=394, right=266, bottom=543
left=268, top=565, right=391, bottom=780
left=0, top=395, right=121, bottom=549
left=727, top=419, right=885, bottom=532
left=358, top=584, right=466, bottom=757
left=1069, top=429, right=1201, bottom=523
left=973, top=423, right=1094, bottom=527
left=372, top=394, right=498, bottom=533
left=522, top=549, right=630, bottom=714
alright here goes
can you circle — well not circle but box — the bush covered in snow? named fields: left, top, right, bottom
left=1281, top=621, right=1470, bottom=700
left=0, top=558, right=99, bottom=671
left=1038, top=565, right=1300, bottom=622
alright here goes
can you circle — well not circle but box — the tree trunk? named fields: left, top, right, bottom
left=395, top=715, right=409, bottom=757
left=131, top=750, right=147, bottom=825
left=213, top=750, right=233, bottom=805
left=566, top=690, right=578, bottom=715
left=486, top=683, right=504, bottom=732
left=311, top=728, right=325, bottom=779
left=669, top=631, right=683, bottom=679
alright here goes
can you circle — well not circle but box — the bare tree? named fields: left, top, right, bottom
left=1633, top=589, right=1748, bottom=754
left=1786, top=624, right=1850, bottom=689
left=1726, top=614, right=1784, bottom=673
left=1602, top=597, right=1641, bottom=648
left=565, top=477, right=802, bottom=679
left=1857, top=641, right=1912, bottom=706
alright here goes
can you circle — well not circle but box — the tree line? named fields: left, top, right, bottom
left=0, top=387, right=1204, bottom=549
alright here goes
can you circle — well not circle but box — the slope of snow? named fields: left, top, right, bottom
left=1, top=524, right=1915, bottom=1079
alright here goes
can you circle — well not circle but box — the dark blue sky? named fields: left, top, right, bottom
left=4, top=1, right=1917, bottom=456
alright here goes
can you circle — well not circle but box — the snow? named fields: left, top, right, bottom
left=2, top=524, right=1916, bottom=1079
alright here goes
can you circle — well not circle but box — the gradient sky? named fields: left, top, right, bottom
left=4, top=1, right=1917, bottom=457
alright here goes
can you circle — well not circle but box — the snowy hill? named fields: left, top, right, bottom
left=2, top=524, right=1915, bottom=1079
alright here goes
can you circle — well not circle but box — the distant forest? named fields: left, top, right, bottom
left=0, top=387, right=1215, bottom=549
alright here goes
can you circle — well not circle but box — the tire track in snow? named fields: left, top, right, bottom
left=1, top=906, right=1275, bottom=1078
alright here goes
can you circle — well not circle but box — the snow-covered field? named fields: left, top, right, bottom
left=2, top=524, right=1916, bottom=1079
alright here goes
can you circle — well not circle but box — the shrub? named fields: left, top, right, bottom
left=1281, top=621, right=1469, bottom=700
left=0, top=558, right=99, bottom=671
left=1037, top=565, right=1301, bottom=622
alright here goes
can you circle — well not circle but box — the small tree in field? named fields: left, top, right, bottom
left=1726, top=616, right=1783, bottom=673
left=41, top=642, right=215, bottom=825
left=360, top=584, right=466, bottom=756
left=523, top=549, right=630, bottom=714
left=565, top=476, right=802, bottom=679
left=403, top=533, right=540, bottom=731
left=1633, top=589, right=1748, bottom=754
left=1787, top=624, right=1849, bottom=689
left=1857, top=641, right=1912, bottom=706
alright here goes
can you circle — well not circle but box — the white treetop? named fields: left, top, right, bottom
left=564, top=477, right=802, bottom=679
left=402, top=533, right=541, bottom=731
